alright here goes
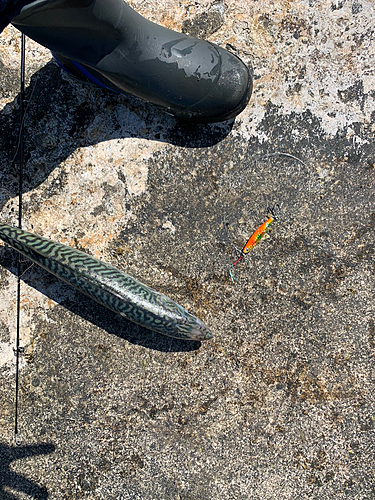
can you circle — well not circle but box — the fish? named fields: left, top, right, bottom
left=0, top=222, right=213, bottom=341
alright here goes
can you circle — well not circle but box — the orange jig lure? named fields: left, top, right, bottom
left=229, top=204, right=280, bottom=282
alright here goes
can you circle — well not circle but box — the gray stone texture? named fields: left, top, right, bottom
left=0, top=0, right=374, bottom=499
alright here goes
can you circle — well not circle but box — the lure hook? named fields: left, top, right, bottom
left=266, top=202, right=280, bottom=221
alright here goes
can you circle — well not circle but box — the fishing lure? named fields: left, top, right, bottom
left=228, top=204, right=280, bottom=282
left=0, top=223, right=213, bottom=341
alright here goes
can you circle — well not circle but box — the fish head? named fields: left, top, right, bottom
left=175, top=312, right=214, bottom=341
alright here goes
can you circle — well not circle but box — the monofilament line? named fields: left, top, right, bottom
left=14, top=33, right=26, bottom=447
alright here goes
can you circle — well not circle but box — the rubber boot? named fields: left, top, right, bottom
left=12, top=0, right=252, bottom=123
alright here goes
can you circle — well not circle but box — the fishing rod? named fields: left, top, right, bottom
left=14, top=32, right=26, bottom=446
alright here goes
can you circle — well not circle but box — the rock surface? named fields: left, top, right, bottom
left=0, top=0, right=374, bottom=499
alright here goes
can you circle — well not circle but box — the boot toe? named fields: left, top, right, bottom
left=211, top=48, right=252, bottom=122
left=179, top=45, right=252, bottom=123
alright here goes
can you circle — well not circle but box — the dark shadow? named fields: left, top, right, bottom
left=0, top=246, right=202, bottom=353
left=0, top=441, right=55, bottom=500
left=0, top=59, right=233, bottom=208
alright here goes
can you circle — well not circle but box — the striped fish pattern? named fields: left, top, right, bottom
left=0, top=223, right=213, bottom=341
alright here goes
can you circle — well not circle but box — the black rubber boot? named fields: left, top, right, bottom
left=12, top=0, right=252, bottom=123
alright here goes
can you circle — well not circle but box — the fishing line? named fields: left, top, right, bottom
left=14, top=32, right=26, bottom=446
left=220, top=151, right=321, bottom=282
left=0, top=36, right=38, bottom=205
left=8, top=57, right=39, bottom=170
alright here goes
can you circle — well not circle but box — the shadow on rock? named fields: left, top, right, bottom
left=0, top=59, right=233, bottom=209
left=0, top=441, right=55, bottom=500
